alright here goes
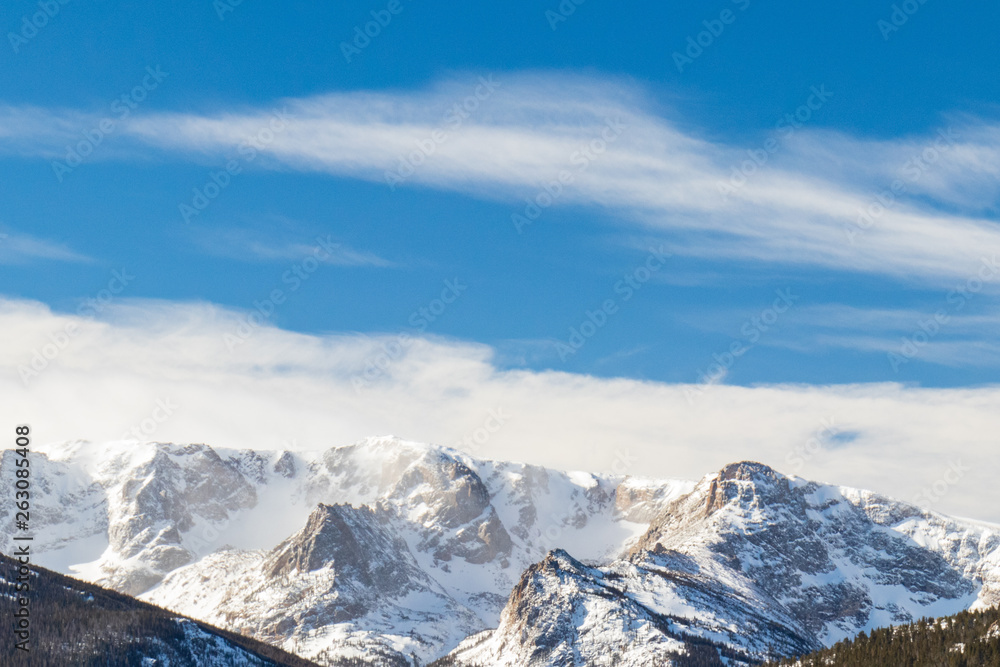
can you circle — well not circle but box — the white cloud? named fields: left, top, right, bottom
left=2, top=297, right=998, bottom=523
left=3, top=73, right=999, bottom=284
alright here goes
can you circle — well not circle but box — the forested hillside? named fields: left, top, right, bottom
left=767, top=605, right=1000, bottom=667
left=0, top=553, right=320, bottom=667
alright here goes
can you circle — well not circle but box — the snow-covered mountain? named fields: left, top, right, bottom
left=443, top=461, right=1000, bottom=666
left=0, top=436, right=689, bottom=664
left=2, top=439, right=998, bottom=666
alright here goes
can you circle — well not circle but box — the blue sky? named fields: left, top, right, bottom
left=3, top=0, right=1000, bottom=391
left=4, top=0, right=1000, bottom=520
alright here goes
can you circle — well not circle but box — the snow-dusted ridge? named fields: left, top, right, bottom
left=2, top=438, right=998, bottom=666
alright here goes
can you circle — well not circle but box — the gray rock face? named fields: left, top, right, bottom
left=309, top=441, right=515, bottom=569
left=103, top=443, right=258, bottom=594
left=273, top=451, right=296, bottom=478
left=265, top=503, right=412, bottom=593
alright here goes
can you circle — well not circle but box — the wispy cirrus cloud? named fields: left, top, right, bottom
left=692, top=302, right=1000, bottom=370
left=190, top=227, right=394, bottom=268
left=784, top=304, right=1000, bottom=369
left=0, top=229, right=93, bottom=264
left=2, top=73, right=999, bottom=285
left=0, top=105, right=91, bottom=155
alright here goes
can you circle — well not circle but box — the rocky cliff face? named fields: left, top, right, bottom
left=0, top=447, right=107, bottom=561
left=103, top=443, right=258, bottom=594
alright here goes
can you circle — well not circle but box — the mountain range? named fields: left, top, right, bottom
left=2, top=436, right=998, bottom=665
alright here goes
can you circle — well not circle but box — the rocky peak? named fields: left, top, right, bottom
left=264, top=503, right=416, bottom=596
left=267, top=503, right=373, bottom=576
left=536, top=548, right=589, bottom=578
left=704, top=460, right=790, bottom=517
left=717, top=460, right=780, bottom=482
left=446, top=543, right=818, bottom=667
left=273, top=451, right=296, bottom=478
